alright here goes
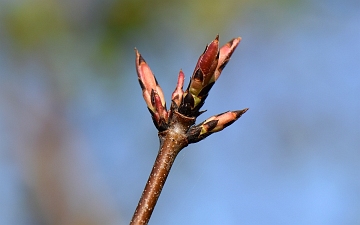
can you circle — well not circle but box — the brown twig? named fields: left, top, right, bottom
left=131, top=35, right=248, bottom=225
left=130, top=112, right=195, bottom=225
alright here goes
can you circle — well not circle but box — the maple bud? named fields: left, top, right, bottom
left=179, top=36, right=241, bottom=117
left=135, top=49, right=168, bottom=131
left=187, top=108, right=248, bottom=143
left=170, top=70, right=185, bottom=110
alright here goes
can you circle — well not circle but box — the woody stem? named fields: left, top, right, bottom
left=130, top=128, right=189, bottom=225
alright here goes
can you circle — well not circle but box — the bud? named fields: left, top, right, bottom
left=215, top=37, right=241, bottom=81
left=171, top=70, right=185, bottom=109
left=179, top=36, right=241, bottom=117
left=135, top=49, right=168, bottom=131
left=187, top=108, right=248, bottom=143
left=188, top=35, right=219, bottom=98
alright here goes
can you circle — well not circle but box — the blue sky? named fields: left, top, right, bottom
left=1, top=1, right=359, bottom=224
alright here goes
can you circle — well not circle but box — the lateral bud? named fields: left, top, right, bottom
left=135, top=49, right=168, bottom=131
left=187, top=108, right=248, bottom=143
left=171, top=70, right=185, bottom=109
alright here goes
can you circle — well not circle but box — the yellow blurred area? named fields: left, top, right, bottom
left=4, top=0, right=67, bottom=49
left=2, top=0, right=266, bottom=52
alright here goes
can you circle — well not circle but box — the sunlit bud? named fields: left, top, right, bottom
left=149, top=90, right=169, bottom=131
left=214, top=37, right=241, bottom=81
left=188, top=35, right=219, bottom=96
left=186, top=35, right=219, bottom=105
left=135, top=49, right=168, bottom=130
left=187, top=108, right=248, bottom=143
left=171, top=70, right=185, bottom=109
left=179, top=35, right=241, bottom=118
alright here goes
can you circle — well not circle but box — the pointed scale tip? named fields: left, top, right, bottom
left=175, top=69, right=185, bottom=90
left=232, top=37, right=241, bottom=45
left=134, top=48, right=147, bottom=65
left=224, top=37, right=241, bottom=50
left=178, top=69, right=185, bottom=78
left=134, top=48, right=138, bottom=58
left=233, top=108, right=249, bottom=118
left=171, top=69, right=185, bottom=107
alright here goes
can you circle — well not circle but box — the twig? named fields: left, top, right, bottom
left=130, top=35, right=248, bottom=225
left=130, top=112, right=194, bottom=225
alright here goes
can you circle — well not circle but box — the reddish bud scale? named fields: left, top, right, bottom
left=171, top=70, right=185, bottom=108
left=186, top=108, right=248, bottom=143
left=187, top=35, right=219, bottom=102
left=135, top=49, right=168, bottom=130
left=214, top=37, right=241, bottom=81
left=179, top=36, right=241, bottom=118
left=196, top=35, right=219, bottom=86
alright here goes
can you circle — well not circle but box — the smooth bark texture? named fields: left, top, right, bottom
left=130, top=112, right=195, bottom=225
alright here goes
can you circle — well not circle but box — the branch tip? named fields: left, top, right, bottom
left=132, top=35, right=248, bottom=225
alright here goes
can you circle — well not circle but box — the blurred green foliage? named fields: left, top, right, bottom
left=4, top=0, right=67, bottom=49
left=2, top=0, right=257, bottom=53
left=1, top=0, right=300, bottom=82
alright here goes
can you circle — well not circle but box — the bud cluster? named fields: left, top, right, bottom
left=135, top=35, right=248, bottom=140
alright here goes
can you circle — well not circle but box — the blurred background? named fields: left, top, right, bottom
left=0, top=0, right=359, bottom=224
